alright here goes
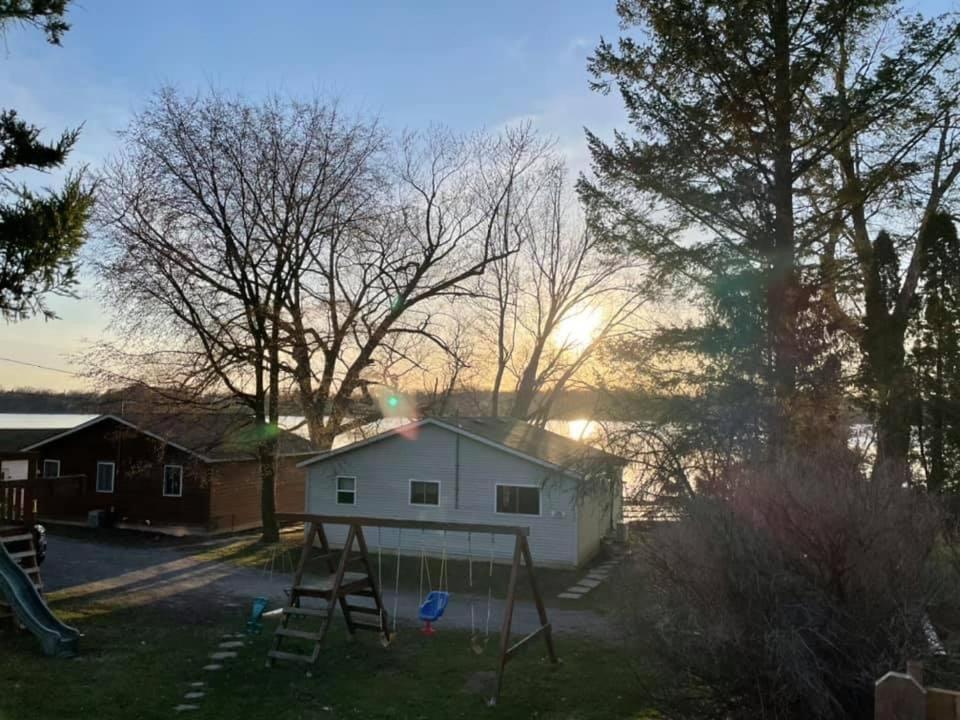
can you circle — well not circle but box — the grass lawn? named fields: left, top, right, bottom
left=0, top=601, right=653, bottom=720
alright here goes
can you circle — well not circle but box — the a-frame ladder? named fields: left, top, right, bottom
left=267, top=521, right=390, bottom=666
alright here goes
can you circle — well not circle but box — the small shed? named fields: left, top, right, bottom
left=299, top=417, right=626, bottom=568
left=3, top=413, right=315, bottom=535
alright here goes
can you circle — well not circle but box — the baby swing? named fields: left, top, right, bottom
left=417, top=530, right=450, bottom=635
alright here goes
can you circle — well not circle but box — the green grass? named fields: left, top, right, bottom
left=0, top=602, right=654, bottom=720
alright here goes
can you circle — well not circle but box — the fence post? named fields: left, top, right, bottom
left=876, top=671, right=926, bottom=720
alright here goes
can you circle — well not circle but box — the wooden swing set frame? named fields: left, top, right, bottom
left=272, top=512, right=559, bottom=706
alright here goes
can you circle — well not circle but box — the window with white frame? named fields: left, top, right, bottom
left=495, top=484, right=540, bottom=515
left=163, top=465, right=183, bottom=497
left=336, top=475, right=356, bottom=505
left=409, top=479, right=440, bottom=506
left=41, top=459, right=60, bottom=478
left=96, top=462, right=115, bottom=493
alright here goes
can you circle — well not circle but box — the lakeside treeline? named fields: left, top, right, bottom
left=0, top=386, right=618, bottom=420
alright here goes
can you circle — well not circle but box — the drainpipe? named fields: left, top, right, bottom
left=454, top=433, right=461, bottom=509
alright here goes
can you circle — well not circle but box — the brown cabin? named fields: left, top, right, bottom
left=0, top=413, right=315, bottom=535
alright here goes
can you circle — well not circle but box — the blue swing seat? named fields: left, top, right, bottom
left=418, top=590, right=450, bottom=622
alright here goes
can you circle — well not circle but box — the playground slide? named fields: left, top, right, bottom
left=0, top=543, right=79, bottom=657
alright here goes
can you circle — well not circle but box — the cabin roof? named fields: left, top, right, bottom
left=0, top=428, right=64, bottom=453
left=298, top=416, right=627, bottom=476
left=19, top=413, right=316, bottom=463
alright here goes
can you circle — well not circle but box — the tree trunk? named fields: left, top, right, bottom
left=258, top=429, right=279, bottom=543
left=767, top=0, right=798, bottom=450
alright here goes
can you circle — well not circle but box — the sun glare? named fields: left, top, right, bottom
left=567, top=418, right=598, bottom=440
left=555, top=306, right=604, bottom=350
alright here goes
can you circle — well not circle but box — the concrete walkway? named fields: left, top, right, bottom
left=557, top=557, right=620, bottom=600
left=41, top=535, right=615, bottom=638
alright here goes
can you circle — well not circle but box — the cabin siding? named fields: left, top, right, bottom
left=31, top=417, right=211, bottom=525
left=305, top=424, right=586, bottom=567
left=208, top=457, right=308, bottom=532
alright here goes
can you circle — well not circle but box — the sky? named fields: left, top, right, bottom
left=0, top=0, right=955, bottom=392
left=0, top=0, right=626, bottom=392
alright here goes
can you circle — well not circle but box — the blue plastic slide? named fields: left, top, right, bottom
left=0, top=541, right=79, bottom=657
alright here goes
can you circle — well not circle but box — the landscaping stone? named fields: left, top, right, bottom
left=579, top=578, right=602, bottom=589
left=209, top=651, right=237, bottom=660
left=202, top=664, right=223, bottom=671
left=586, top=571, right=609, bottom=579
left=568, top=584, right=594, bottom=593
left=557, top=592, right=583, bottom=599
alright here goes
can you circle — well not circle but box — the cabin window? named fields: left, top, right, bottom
left=42, top=459, right=60, bottom=478
left=336, top=476, right=356, bottom=505
left=96, top=462, right=115, bottom=493
left=163, top=465, right=183, bottom=497
left=409, top=480, right=440, bottom=506
left=496, top=484, right=540, bottom=515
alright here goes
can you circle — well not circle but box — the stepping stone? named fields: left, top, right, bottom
left=202, top=664, right=223, bottom=671
left=587, top=571, right=609, bottom=579
left=190, top=682, right=206, bottom=688
left=184, top=692, right=205, bottom=700
left=579, top=578, right=602, bottom=589
left=218, top=641, right=244, bottom=649
left=210, top=651, right=237, bottom=660
left=174, top=705, right=199, bottom=712
left=568, top=584, right=593, bottom=593
left=557, top=592, right=583, bottom=599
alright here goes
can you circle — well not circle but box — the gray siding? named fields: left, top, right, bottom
left=305, top=423, right=583, bottom=567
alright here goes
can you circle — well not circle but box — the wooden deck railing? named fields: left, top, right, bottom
left=0, top=474, right=87, bottom=526
left=0, top=479, right=36, bottom=525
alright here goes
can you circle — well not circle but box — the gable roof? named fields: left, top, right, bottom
left=298, top=416, right=626, bottom=476
left=0, top=428, right=64, bottom=453
left=20, top=413, right=317, bottom=463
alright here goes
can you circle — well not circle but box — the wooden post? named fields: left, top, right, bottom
left=875, top=671, right=926, bottom=720
left=491, top=532, right=523, bottom=706
left=520, top=535, right=558, bottom=664
left=291, top=522, right=318, bottom=596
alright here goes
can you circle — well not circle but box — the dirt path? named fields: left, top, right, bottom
left=41, top=535, right=615, bottom=638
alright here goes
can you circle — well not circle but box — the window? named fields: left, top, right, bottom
left=409, top=480, right=440, bottom=506
left=496, top=484, right=540, bottom=515
left=42, top=459, right=60, bottom=478
left=163, top=465, right=183, bottom=497
left=336, top=476, right=356, bottom=505
left=96, top=462, right=115, bottom=493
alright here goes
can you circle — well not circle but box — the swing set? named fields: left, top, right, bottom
left=268, top=513, right=559, bottom=706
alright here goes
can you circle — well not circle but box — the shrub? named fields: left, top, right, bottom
left=621, top=446, right=944, bottom=719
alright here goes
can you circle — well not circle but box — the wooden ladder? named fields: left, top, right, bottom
left=0, top=525, right=42, bottom=625
left=266, top=522, right=391, bottom=666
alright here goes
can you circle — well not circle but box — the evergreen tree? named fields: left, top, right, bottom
left=911, top=214, right=960, bottom=496
left=582, top=1, right=960, bottom=478
left=0, top=0, right=93, bottom=321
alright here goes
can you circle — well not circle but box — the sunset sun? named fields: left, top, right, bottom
left=556, top=306, right=604, bottom=350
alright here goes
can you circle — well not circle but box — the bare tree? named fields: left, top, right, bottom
left=481, top=165, right=646, bottom=422
left=284, top=125, right=550, bottom=448
left=93, top=88, right=385, bottom=540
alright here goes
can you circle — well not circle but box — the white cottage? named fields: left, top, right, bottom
left=298, top=416, right=626, bottom=568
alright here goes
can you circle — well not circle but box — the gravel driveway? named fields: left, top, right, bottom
left=41, top=534, right=615, bottom=638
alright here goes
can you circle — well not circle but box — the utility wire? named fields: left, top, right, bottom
left=0, top=355, right=81, bottom=377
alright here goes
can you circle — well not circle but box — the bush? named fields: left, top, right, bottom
left=621, top=446, right=945, bottom=719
